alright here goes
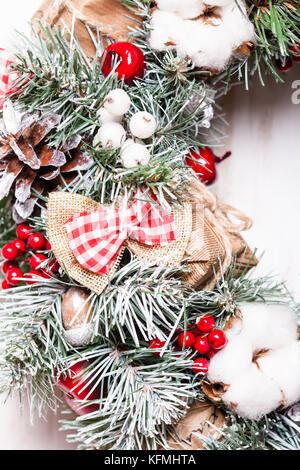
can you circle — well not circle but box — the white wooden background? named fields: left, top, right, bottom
left=0, top=0, right=299, bottom=450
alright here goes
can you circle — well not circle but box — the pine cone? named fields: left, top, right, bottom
left=0, top=100, right=93, bottom=222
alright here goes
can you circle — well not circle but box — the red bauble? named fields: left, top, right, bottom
left=48, top=259, right=60, bottom=274
left=2, top=260, right=19, bottom=275
left=2, top=279, right=12, bottom=289
left=276, top=57, right=293, bottom=73
left=100, top=42, right=145, bottom=84
left=1, top=242, right=18, bottom=260
left=196, top=315, right=215, bottom=334
left=193, top=336, right=210, bottom=355
left=193, top=357, right=209, bottom=375
left=30, top=253, right=47, bottom=270
left=25, top=270, right=44, bottom=285
left=290, top=43, right=300, bottom=62
left=12, top=239, right=27, bottom=256
left=177, top=331, right=195, bottom=349
left=45, top=241, right=51, bottom=250
left=27, top=232, right=46, bottom=251
left=54, top=360, right=100, bottom=416
left=149, top=337, right=165, bottom=355
left=206, top=349, right=217, bottom=359
left=16, top=223, right=32, bottom=240
left=186, top=148, right=216, bottom=185
left=6, top=267, right=23, bottom=285
left=207, top=329, right=228, bottom=350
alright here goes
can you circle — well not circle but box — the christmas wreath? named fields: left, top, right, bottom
left=0, top=0, right=299, bottom=451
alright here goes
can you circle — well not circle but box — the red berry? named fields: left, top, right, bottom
left=6, top=267, right=23, bottom=285
left=27, top=232, right=46, bottom=251
left=12, top=239, right=27, bottom=256
left=54, top=360, right=100, bottom=416
left=2, top=260, right=19, bottom=274
left=196, top=315, right=215, bottom=334
left=25, top=270, right=44, bottom=285
left=206, top=349, right=217, bottom=359
left=2, top=279, right=12, bottom=289
left=207, top=329, right=228, bottom=350
left=186, top=148, right=216, bottom=185
left=149, top=337, right=165, bottom=355
left=177, top=331, right=195, bottom=349
left=1, top=243, right=18, bottom=260
left=193, top=358, right=209, bottom=375
left=16, top=223, right=32, bottom=240
left=45, top=241, right=51, bottom=250
left=290, top=43, right=300, bottom=62
left=30, top=253, right=47, bottom=270
left=48, top=259, right=60, bottom=274
left=100, top=42, right=145, bottom=84
left=193, top=336, right=210, bottom=354
left=276, top=57, right=293, bottom=73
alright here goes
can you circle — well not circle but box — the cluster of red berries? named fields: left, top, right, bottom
left=276, top=43, right=300, bottom=73
left=1, top=223, right=59, bottom=289
left=149, top=314, right=227, bottom=376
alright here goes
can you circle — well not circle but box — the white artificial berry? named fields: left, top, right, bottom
left=96, top=107, right=121, bottom=124
left=93, top=122, right=126, bottom=149
left=129, top=111, right=157, bottom=139
left=104, top=88, right=131, bottom=117
left=120, top=140, right=151, bottom=168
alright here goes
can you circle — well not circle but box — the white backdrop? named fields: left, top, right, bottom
left=0, top=0, right=299, bottom=450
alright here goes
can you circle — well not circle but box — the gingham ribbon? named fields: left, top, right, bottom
left=0, top=48, right=16, bottom=108
left=65, top=196, right=177, bottom=275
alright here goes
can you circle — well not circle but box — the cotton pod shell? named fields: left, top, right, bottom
left=62, top=287, right=93, bottom=346
left=96, top=107, right=122, bottom=124
left=93, top=122, right=126, bottom=149
left=120, top=140, right=151, bottom=168
left=103, top=88, right=131, bottom=116
left=129, top=111, right=157, bottom=139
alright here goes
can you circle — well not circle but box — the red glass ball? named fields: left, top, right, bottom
left=25, top=270, right=44, bottom=285
left=2, top=279, right=12, bottom=289
left=290, top=43, right=300, bottom=62
left=1, top=243, right=18, bottom=260
left=149, top=337, right=165, bottom=355
left=30, top=253, right=47, bottom=270
left=275, top=57, right=293, bottom=73
left=6, top=267, right=23, bottom=285
left=193, top=357, right=209, bottom=375
left=12, top=239, right=27, bottom=256
left=2, top=260, right=19, bottom=275
left=207, top=329, right=228, bottom=350
left=100, top=42, right=145, bottom=84
left=186, top=148, right=216, bottom=185
left=206, top=349, right=217, bottom=359
left=27, top=232, right=46, bottom=251
left=177, top=331, right=195, bottom=349
left=16, top=223, right=32, bottom=240
left=193, top=336, right=210, bottom=354
left=196, top=315, right=215, bottom=334
left=48, top=259, right=60, bottom=274
left=45, top=241, right=51, bottom=250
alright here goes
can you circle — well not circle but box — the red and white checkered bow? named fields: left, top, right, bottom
left=0, top=48, right=16, bottom=108
left=65, top=196, right=177, bottom=275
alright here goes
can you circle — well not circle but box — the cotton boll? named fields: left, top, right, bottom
left=240, top=303, right=298, bottom=350
left=205, top=0, right=234, bottom=6
left=156, top=0, right=206, bottom=19
left=121, top=140, right=151, bottom=168
left=207, top=334, right=253, bottom=385
left=222, top=365, right=283, bottom=420
left=149, top=10, right=183, bottom=51
left=257, top=342, right=300, bottom=406
left=96, top=107, right=121, bottom=124
left=221, top=1, right=256, bottom=52
left=93, top=122, right=126, bottom=149
left=104, top=88, right=131, bottom=116
left=130, top=112, right=157, bottom=139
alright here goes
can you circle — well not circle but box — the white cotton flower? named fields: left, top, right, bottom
left=121, top=140, right=150, bottom=168
left=205, top=0, right=234, bottom=6
left=64, top=324, right=93, bottom=347
left=156, top=0, right=206, bottom=19
left=103, top=88, right=131, bottom=116
left=93, top=122, right=126, bottom=149
left=149, top=10, right=183, bottom=51
left=96, top=107, right=122, bottom=124
left=129, top=111, right=157, bottom=139
left=222, top=365, right=283, bottom=420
